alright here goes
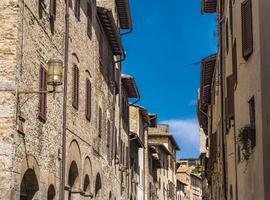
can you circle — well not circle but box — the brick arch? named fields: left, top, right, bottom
left=71, top=52, right=80, bottom=64
left=66, top=140, right=82, bottom=190
left=20, top=154, right=40, bottom=181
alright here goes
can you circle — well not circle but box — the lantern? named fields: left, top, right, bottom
left=47, top=58, right=63, bottom=86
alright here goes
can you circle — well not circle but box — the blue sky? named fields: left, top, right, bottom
left=122, top=0, right=217, bottom=158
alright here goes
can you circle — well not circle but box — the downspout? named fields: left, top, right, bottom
left=219, top=12, right=228, bottom=200
left=60, top=0, right=69, bottom=199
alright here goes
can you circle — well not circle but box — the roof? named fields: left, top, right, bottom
left=148, top=131, right=180, bottom=151
left=115, top=0, right=132, bottom=29
left=201, top=0, right=217, bottom=13
left=198, top=54, right=217, bottom=134
left=97, top=7, right=123, bottom=55
left=177, top=166, right=189, bottom=173
left=121, top=74, right=139, bottom=98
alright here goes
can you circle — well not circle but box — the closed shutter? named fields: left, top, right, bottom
left=87, top=2, right=92, bottom=39
left=229, top=0, right=233, bottom=36
left=210, top=132, right=217, bottom=168
left=227, top=75, right=235, bottom=119
left=232, top=39, right=238, bottom=86
left=85, top=78, right=91, bottom=121
left=98, top=107, right=102, bottom=137
left=72, top=65, right=79, bottom=109
left=39, top=65, right=47, bottom=121
left=107, top=120, right=111, bottom=163
left=74, top=0, right=80, bottom=20
left=50, top=0, right=56, bottom=20
left=241, top=0, right=253, bottom=60
left=99, top=35, right=104, bottom=65
left=226, top=19, right=229, bottom=54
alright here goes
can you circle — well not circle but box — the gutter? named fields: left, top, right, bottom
left=60, top=0, right=69, bottom=199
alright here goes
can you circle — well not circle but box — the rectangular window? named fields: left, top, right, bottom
left=85, top=78, right=91, bottom=120
left=38, top=0, right=45, bottom=19
left=226, top=19, right=229, bottom=54
left=74, top=0, right=80, bottom=20
left=241, top=0, right=253, bottom=60
left=39, top=65, right=47, bottom=121
left=107, top=120, right=111, bottom=163
left=249, top=96, right=256, bottom=148
left=232, top=39, right=238, bottom=87
left=72, top=65, right=79, bottom=109
left=98, top=107, right=102, bottom=137
left=226, top=75, right=235, bottom=119
left=99, top=35, right=104, bottom=65
left=50, top=0, right=56, bottom=20
left=87, top=2, right=92, bottom=39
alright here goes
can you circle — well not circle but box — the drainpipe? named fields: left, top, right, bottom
left=60, top=0, right=69, bottom=199
left=219, top=12, right=228, bottom=200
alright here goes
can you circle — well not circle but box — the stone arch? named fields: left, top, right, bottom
left=20, top=168, right=39, bottom=200
left=66, top=140, right=82, bottom=183
left=83, top=157, right=93, bottom=194
left=94, top=173, right=102, bottom=198
left=47, top=184, right=56, bottom=200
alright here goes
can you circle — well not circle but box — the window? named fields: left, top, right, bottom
left=38, top=0, right=45, bottom=19
left=87, top=1, right=92, bottom=39
left=241, top=0, right=253, bottom=60
left=229, top=0, right=233, bottom=35
left=85, top=78, right=91, bottom=121
left=72, top=65, right=79, bottom=109
left=226, top=75, right=234, bottom=119
left=74, top=0, right=80, bottom=20
left=98, top=107, right=102, bottom=137
left=226, top=19, right=229, bottom=54
left=249, top=96, right=256, bottom=148
left=50, top=0, right=56, bottom=20
left=107, top=120, right=111, bottom=163
left=99, top=35, right=104, bottom=65
left=232, top=39, right=238, bottom=87
left=39, top=65, right=47, bottom=121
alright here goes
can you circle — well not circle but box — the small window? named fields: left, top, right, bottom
left=38, top=0, right=45, bottom=19
left=98, top=107, right=102, bottom=137
left=39, top=65, right=47, bottom=121
left=85, top=78, right=91, bottom=120
left=226, top=19, right=229, bottom=54
left=50, top=0, right=56, bottom=33
left=249, top=96, right=256, bottom=148
left=72, top=65, right=79, bottom=109
left=241, top=0, right=253, bottom=60
left=87, top=1, right=93, bottom=39
left=99, top=35, right=104, bottom=65
left=232, top=39, right=238, bottom=87
left=74, top=0, right=80, bottom=20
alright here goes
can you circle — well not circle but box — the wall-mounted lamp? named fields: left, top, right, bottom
left=47, top=58, right=63, bottom=87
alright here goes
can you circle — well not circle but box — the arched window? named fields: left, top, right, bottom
left=83, top=174, right=90, bottom=192
left=95, top=173, right=102, bottom=197
left=47, top=184, right=56, bottom=200
left=20, top=169, right=39, bottom=200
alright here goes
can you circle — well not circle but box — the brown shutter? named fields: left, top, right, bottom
left=226, top=19, right=229, bottom=54
left=232, top=39, right=238, bottom=86
left=72, top=65, right=79, bottom=109
left=87, top=2, right=92, bottom=39
left=229, top=0, right=233, bottom=36
left=210, top=132, right=217, bottom=169
left=85, top=78, right=91, bottom=121
left=39, top=65, right=47, bottom=121
left=50, top=0, right=56, bottom=20
left=227, top=75, right=234, bottom=119
left=241, top=0, right=253, bottom=60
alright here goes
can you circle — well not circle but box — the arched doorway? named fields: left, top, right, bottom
left=68, top=161, right=79, bottom=200
left=95, top=173, right=102, bottom=198
left=47, top=184, right=56, bottom=200
left=20, top=169, right=39, bottom=200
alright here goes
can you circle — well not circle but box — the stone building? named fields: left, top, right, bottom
left=199, top=0, right=270, bottom=199
left=148, top=124, right=180, bottom=200
left=0, top=0, right=135, bottom=199
left=129, top=104, right=149, bottom=200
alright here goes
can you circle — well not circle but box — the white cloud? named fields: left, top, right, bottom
left=160, top=118, right=199, bottom=157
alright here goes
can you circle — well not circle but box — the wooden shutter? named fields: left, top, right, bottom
left=74, top=0, right=80, bottom=20
left=226, top=19, right=229, bottom=54
left=99, top=35, right=104, bottom=65
left=210, top=132, right=217, bottom=168
left=227, top=75, right=234, bottom=119
left=98, top=107, right=102, bottom=137
left=39, top=65, right=47, bottom=121
left=72, top=65, right=79, bottom=109
left=232, top=39, right=238, bottom=86
left=87, top=2, right=92, bottom=39
left=85, top=78, right=91, bottom=121
left=50, top=0, right=56, bottom=20
left=241, top=0, right=253, bottom=60
left=229, top=0, right=233, bottom=36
